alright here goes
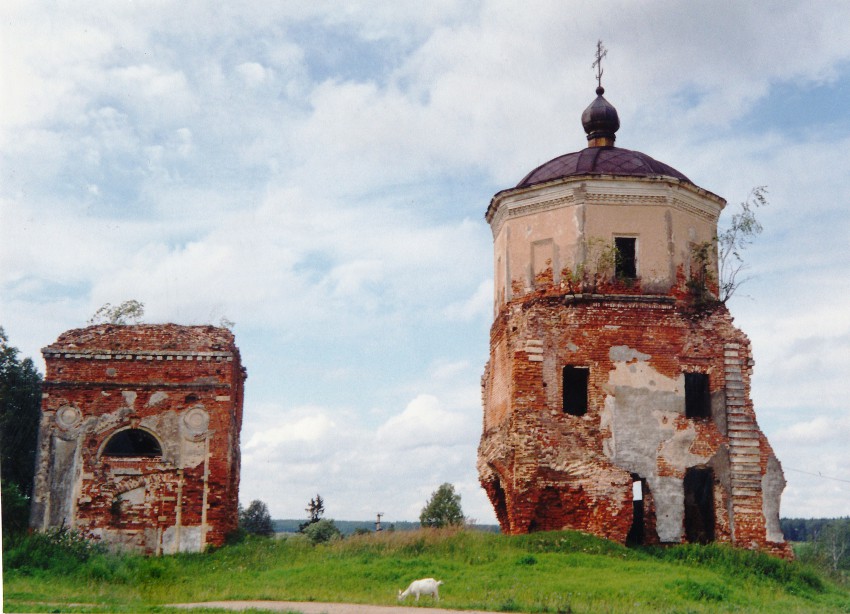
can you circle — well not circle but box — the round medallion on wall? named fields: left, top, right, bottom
left=55, top=405, right=82, bottom=430
left=182, top=406, right=209, bottom=440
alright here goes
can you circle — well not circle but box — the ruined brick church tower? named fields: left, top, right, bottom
left=477, top=71, right=791, bottom=557
left=30, top=324, right=245, bottom=554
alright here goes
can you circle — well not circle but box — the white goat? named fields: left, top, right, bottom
left=398, top=577, right=443, bottom=602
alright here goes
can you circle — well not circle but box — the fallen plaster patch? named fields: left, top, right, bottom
left=148, top=392, right=169, bottom=407
left=609, top=345, right=651, bottom=364
left=122, top=391, right=137, bottom=409
left=602, top=349, right=711, bottom=544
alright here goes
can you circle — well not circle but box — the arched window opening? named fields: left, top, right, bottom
left=103, top=429, right=162, bottom=458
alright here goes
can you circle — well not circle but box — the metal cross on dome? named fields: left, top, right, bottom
left=592, top=40, right=608, bottom=89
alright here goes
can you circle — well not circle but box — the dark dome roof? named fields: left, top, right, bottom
left=516, top=146, right=692, bottom=189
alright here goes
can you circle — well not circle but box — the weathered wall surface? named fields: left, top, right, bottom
left=478, top=294, right=791, bottom=558
left=30, top=324, right=245, bottom=554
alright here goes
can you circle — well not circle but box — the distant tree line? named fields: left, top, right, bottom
left=273, top=518, right=432, bottom=535
left=781, top=518, right=839, bottom=543
left=783, top=517, right=850, bottom=576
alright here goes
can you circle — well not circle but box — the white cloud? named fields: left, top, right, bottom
left=775, top=416, right=850, bottom=447
left=236, top=62, right=269, bottom=88
left=771, top=415, right=850, bottom=517
left=376, top=394, right=476, bottom=450
left=443, top=279, right=493, bottom=322
left=245, top=412, right=336, bottom=448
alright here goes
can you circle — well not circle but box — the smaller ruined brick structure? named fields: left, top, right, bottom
left=30, top=324, right=245, bottom=554
left=477, top=82, right=792, bottom=557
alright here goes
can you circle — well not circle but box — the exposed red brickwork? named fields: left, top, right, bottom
left=30, top=324, right=245, bottom=554
left=478, top=291, right=792, bottom=558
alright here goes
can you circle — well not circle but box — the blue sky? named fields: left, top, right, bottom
left=2, top=1, right=849, bottom=523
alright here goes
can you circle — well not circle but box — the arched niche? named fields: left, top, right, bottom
left=102, top=428, right=163, bottom=458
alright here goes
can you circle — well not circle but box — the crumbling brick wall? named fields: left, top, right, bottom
left=478, top=292, right=792, bottom=558
left=30, top=324, right=245, bottom=554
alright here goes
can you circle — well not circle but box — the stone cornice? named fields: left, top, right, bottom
left=487, top=175, right=725, bottom=237
left=42, top=349, right=234, bottom=362
left=562, top=293, right=677, bottom=308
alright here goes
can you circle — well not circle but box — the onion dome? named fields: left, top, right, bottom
left=513, top=84, right=691, bottom=189
left=581, top=86, right=620, bottom=147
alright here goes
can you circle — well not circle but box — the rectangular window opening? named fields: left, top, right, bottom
left=615, top=237, right=637, bottom=279
left=685, top=372, right=711, bottom=419
left=563, top=366, right=589, bottom=416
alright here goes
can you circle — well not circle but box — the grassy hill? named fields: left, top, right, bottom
left=4, top=528, right=850, bottom=613
left=272, top=518, right=500, bottom=535
left=273, top=518, right=421, bottom=534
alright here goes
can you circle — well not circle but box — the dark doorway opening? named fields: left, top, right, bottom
left=103, top=429, right=162, bottom=458
left=627, top=476, right=646, bottom=545
left=684, top=467, right=715, bottom=544
left=490, top=477, right=509, bottom=529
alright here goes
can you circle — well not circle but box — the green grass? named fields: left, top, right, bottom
left=4, top=529, right=850, bottom=613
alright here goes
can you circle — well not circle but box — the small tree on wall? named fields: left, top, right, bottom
left=420, top=483, right=465, bottom=528
left=687, top=240, right=717, bottom=309
left=563, top=237, right=619, bottom=293
left=688, top=186, right=768, bottom=305
left=88, top=300, right=146, bottom=325
left=689, top=186, right=768, bottom=306
left=717, top=186, right=767, bottom=303
left=584, top=237, right=618, bottom=292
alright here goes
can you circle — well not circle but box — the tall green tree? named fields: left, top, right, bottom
left=238, top=499, right=275, bottom=537
left=300, top=494, right=325, bottom=532
left=0, top=327, right=43, bottom=495
left=814, top=518, right=850, bottom=572
left=1, top=327, right=43, bottom=535
left=420, top=483, right=465, bottom=528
